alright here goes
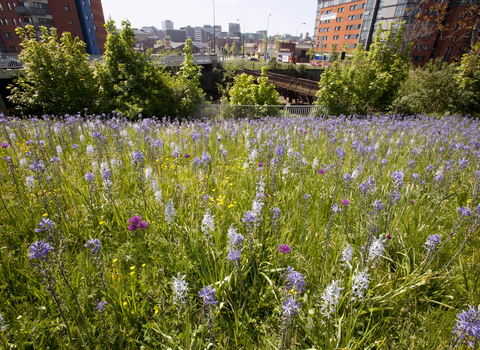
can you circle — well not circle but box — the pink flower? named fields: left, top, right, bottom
left=129, top=216, right=142, bottom=225
left=137, top=221, right=148, bottom=230
left=318, top=169, right=325, bottom=174
left=1, top=142, right=8, bottom=148
left=341, top=199, right=350, bottom=206
left=127, top=224, right=137, bottom=231
left=279, top=244, right=291, bottom=254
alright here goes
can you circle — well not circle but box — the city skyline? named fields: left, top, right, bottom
left=101, top=0, right=316, bottom=37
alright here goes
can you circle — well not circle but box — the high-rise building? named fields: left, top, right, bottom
left=0, top=0, right=107, bottom=54
left=229, top=22, right=240, bottom=36
left=162, top=20, right=174, bottom=31
left=314, top=0, right=477, bottom=65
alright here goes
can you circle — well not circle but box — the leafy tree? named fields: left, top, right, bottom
left=8, top=26, right=97, bottom=115
left=455, top=42, right=480, bottom=114
left=94, top=20, right=175, bottom=119
left=224, top=43, right=230, bottom=55
left=228, top=67, right=280, bottom=106
left=231, top=42, right=238, bottom=55
left=328, top=44, right=338, bottom=62
left=390, top=58, right=463, bottom=115
left=316, top=23, right=411, bottom=114
left=172, top=38, right=205, bottom=118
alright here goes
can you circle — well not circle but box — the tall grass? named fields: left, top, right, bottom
left=0, top=113, right=479, bottom=349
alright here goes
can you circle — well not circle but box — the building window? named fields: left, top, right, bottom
left=9, top=46, right=17, bottom=52
left=33, top=2, right=44, bottom=8
left=85, top=14, right=89, bottom=20
left=64, top=6, right=69, bottom=11
left=414, top=44, right=428, bottom=51
left=344, top=34, right=359, bottom=39
left=335, top=26, right=341, bottom=31
left=457, top=48, right=462, bottom=54
left=319, top=27, right=330, bottom=32
left=336, top=17, right=342, bottom=22
left=425, top=8, right=438, bottom=15
left=322, top=10, right=333, bottom=15
left=348, top=14, right=363, bottom=20
left=91, top=40, right=95, bottom=46
left=411, top=56, right=424, bottom=61
left=94, top=25, right=96, bottom=31
left=12, top=18, right=16, bottom=25
left=68, top=20, right=73, bottom=25
left=17, top=17, right=21, bottom=22
left=320, top=36, right=329, bottom=40
left=320, top=19, right=331, bottom=24
left=338, top=7, right=344, bottom=12
left=346, top=24, right=361, bottom=30
left=4, top=32, right=13, bottom=39
left=0, top=18, right=8, bottom=25
left=7, top=3, right=11, bottom=10
left=91, top=13, right=94, bottom=19
left=82, top=0, right=86, bottom=5
left=89, top=0, right=92, bottom=5
left=88, top=27, right=92, bottom=33
left=350, top=3, right=365, bottom=10
left=333, top=35, right=339, bottom=40
left=0, top=4, right=3, bottom=10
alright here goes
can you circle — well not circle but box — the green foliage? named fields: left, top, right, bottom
left=456, top=42, right=480, bottom=115
left=390, top=59, right=462, bottom=115
left=228, top=67, right=280, bottom=106
left=94, top=20, right=176, bottom=119
left=316, top=24, right=411, bottom=115
left=8, top=26, right=97, bottom=115
left=173, top=38, right=206, bottom=118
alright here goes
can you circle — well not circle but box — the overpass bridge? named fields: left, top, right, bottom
left=241, top=69, right=320, bottom=105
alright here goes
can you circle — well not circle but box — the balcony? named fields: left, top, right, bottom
left=20, top=21, right=55, bottom=30
left=15, top=6, right=47, bottom=16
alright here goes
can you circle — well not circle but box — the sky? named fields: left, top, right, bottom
left=101, top=0, right=318, bottom=38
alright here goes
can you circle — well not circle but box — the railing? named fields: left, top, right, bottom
left=195, top=104, right=330, bottom=119
left=0, top=53, right=23, bottom=69
left=20, top=21, right=55, bottom=30
left=150, top=54, right=213, bottom=66
left=15, top=6, right=47, bottom=16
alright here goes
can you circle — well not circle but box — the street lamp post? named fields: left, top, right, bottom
left=212, top=0, right=216, bottom=54
left=265, top=13, right=271, bottom=61
left=237, top=18, right=245, bottom=57
left=296, top=22, right=306, bottom=43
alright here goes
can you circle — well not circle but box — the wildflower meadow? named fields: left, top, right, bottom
left=1, top=113, right=480, bottom=349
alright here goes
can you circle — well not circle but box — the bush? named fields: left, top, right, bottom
left=315, top=24, right=411, bottom=115
left=8, top=26, right=97, bottom=115
left=228, top=67, right=280, bottom=107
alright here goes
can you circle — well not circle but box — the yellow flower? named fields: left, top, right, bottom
left=142, top=263, right=146, bottom=267
left=42, top=213, right=48, bottom=217
left=228, top=204, right=234, bottom=208
left=99, top=221, right=105, bottom=225
left=130, top=266, right=135, bottom=270
left=123, top=301, right=127, bottom=306
left=112, top=259, right=118, bottom=263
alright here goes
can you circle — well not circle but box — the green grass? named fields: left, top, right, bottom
left=0, top=114, right=479, bottom=349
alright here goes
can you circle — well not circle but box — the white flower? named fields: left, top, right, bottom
left=312, top=157, right=319, bottom=169
left=352, top=169, right=359, bottom=180
left=165, top=200, right=176, bottom=224
left=172, top=273, right=188, bottom=307
left=25, top=176, right=35, bottom=190
left=86, top=144, right=95, bottom=155
left=249, top=149, right=258, bottom=163
left=321, top=280, right=344, bottom=319
left=79, top=134, right=85, bottom=142
left=201, top=209, right=215, bottom=235
left=352, top=271, right=370, bottom=301
left=154, top=190, right=162, bottom=202
left=19, top=158, right=27, bottom=168
left=367, top=237, right=385, bottom=267
left=340, top=244, right=353, bottom=263
left=145, top=166, right=152, bottom=180
left=56, top=145, right=63, bottom=155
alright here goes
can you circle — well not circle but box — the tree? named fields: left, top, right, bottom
left=328, top=44, right=338, bottom=62
left=8, top=26, right=97, bottom=115
left=231, top=42, right=238, bottom=55
left=224, top=43, right=230, bottom=55
left=455, top=42, right=480, bottom=113
left=316, top=23, right=411, bottom=114
left=94, top=20, right=175, bottom=119
left=173, top=38, right=205, bottom=118
left=229, top=67, right=280, bottom=106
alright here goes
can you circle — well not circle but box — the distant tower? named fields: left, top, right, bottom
left=162, top=20, right=174, bottom=31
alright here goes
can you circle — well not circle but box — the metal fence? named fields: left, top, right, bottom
left=195, top=104, right=330, bottom=119
left=0, top=53, right=23, bottom=69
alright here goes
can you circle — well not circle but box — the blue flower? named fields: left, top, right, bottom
left=85, top=238, right=102, bottom=253
left=29, top=240, right=53, bottom=262
left=95, top=300, right=107, bottom=314
left=282, top=296, right=301, bottom=318
left=198, top=285, right=218, bottom=306
left=452, top=305, right=480, bottom=348
left=372, top=200, right=383, bottom=211
left=391, top=170, right=404, bottom=188
left=424, top=234, right=441, bottom=251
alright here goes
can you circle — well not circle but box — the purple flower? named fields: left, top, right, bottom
left=1, top=142, right=9, bottom=148
left=184, top=153, right=190, bottom=158
left=29, top=160, right=45, bottom=173
left=279, top=244, right=291, bottom=254
left=341, top=199, right=350, bottom=206
left=458, top=158, right=468, bottom=170
left=335, top=147, right=346, bottom=160
left=193, top=157, right=203, bottom=166
left=258, top=162, right=264, bottom=167
left=452, top=305, right=480, bottom=348
left=85, top=238, right=102, bottom=253
left=95, top=300, right=107, bottom=314
left=387, top=234, right=392, bottom=240
left=35, top=218, right=55, bottom=233
left=137, top=221, right=148, bottom=230
left=127, top=224, right=137, bottom=231
left=227, top=250, right=241, bottom=262
left=198, top=285, right=218, bottom=306
left=29, top=240, right=53, bottom=262
left=131, top=150, right=145, bottom=165
left=282, top=296, right=301, bottom=318
left=372, top=200, right=383, bottom=211
left=318, top=168, right=325, bottom=175
left=331, top=203, right=341, bottom=214
left=271, top=207, right=281, bottom=220
left=424, top=234, right=442, bottom=251
left=85, top=171, right=95, bottom=182
left=242, top=211, right=256, bottom=226
left=283, top=266, right=306, bottom=294
left=343, top=173, right=352, bottom=182
left=129, top=216, right=142, bottom=225
left=458, top=207, right=472, bottom=217
left=391, top=170, right=404, bottom=188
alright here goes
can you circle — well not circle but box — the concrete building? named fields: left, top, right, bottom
left=165, top=29, right=186, bottom=42
left=162, top=20, right=173, bottom=31
left=0, top=0, right=107, bottom=54
left=314, top=0, right=477, bottom=65
left=229, top=22, right=240, bottom=37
